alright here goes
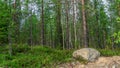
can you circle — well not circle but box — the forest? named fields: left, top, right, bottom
left=0, top=0, right=120, bottom=68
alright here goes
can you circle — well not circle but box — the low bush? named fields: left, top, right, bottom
left=0, top=45, right=73, bottom=68
left=0, top=45, right=120, bottom=68
left=98, top=49, right=120, bottom=56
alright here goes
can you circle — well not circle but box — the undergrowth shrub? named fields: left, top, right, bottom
left=0, top=45, right=73, bottom=68
left=12, top=44, right=30, bottom=55
left=99, top=49, right=120, bottom=56
left=1, top=45, right=120, bottom=68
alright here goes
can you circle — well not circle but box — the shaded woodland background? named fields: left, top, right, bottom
left=0, top=0, right=120, bottom=50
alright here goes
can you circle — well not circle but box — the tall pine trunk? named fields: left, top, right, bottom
left=55, top=0, right=63, bottom=48
left=81, top=0, right=88, bottom=47
left=13, top=0, right=21, bottom=44
left=65, top=0, right=70, bottom=49
left=8, top=0, right=12, bottom=56
left=41, top=0, right=45, bottom=45
left=72, top=0, right=77, bottom=49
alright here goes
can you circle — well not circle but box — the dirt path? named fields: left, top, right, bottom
left=56, top=56, right=120, bottom=68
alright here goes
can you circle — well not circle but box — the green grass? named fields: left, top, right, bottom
left=0, top=45, right=73, bottom=68
left=0, top=45, right=120, bottom=68
left=98, top=49, right=120, bottom=56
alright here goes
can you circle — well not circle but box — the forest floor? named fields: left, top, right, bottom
left=56, top=56, right=120, bottom=68
left=0, top=45, right=120, bottom=68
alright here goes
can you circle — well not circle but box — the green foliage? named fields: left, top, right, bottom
left=0, top=45, right=120, bottom=67
left=116, top=17, right=120, bottom=22
left=11, top=44, right=30, bottom=55
left=0, top=45, right=73, bottom=68
left=112, top=31, right=120, bottom=44
left=99, top=49, right=120, bottom=56
left=0, top=46, right=9, bottom=54
left=0, top=1, right=10, bottom=45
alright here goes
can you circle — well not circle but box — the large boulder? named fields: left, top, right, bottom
left=72, top=48, right=100, bottom=62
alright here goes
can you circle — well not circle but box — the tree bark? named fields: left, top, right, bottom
left=30, top=15, right=33, bottom=46
left=8, top=0, right=12, bottom=56
left=13, top=0, right=20, bottom=44
left=81, top=0, right=88, bottom=47
left=72, top=0, right=77, bottom=49
left=65, top=0, right=70, bottom=49
left=55, top=0, right=63, bottom=48
left=41, top=0, right=45, bottom=45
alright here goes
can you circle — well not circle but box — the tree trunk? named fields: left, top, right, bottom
left=81, top=0, right=88, bottom=47
left=41, top=0, right=45, bottom=45
left=8, top=0, right=12, bottom=56
left=13, top=0, right=20, bottom=44
left=72, top=0, right=77, bottom=49
left=55, top=0, right=63, bottom=48
left=30, top=15, right=33, bottom=46
left=94, top=0, right=100, bottom=48
left=65, top=0, right=70, bottom=49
